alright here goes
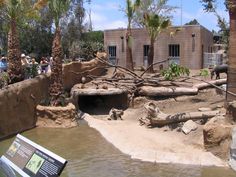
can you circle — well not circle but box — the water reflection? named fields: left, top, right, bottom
left=0, top=121, right=235, bottom=177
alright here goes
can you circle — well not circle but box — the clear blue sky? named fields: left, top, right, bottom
left=84, top=0, right=228, bottom=31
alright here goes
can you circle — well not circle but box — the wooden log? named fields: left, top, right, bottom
left=149, top=111, right=220, bottom=127
left=138, top=86, right=198, bottom=96
left=194, top=79, right=227, bottom=90
left=140, top=102, right=220, bottom=127
left=71, top=87, right=128, bottom=96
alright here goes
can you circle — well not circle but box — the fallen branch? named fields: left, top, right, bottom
left=139, top=59, right=169, bottom=77
left=139, top=102, right=220, bottom=127
left=95, top=54, right=143, bottom=80
left=188, top=77, right=236, bottom=97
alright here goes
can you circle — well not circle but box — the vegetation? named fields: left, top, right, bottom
left=185, top=19, right=200, bottom=25
left=134, top=0, right=173, bottom=73
left=69, top=31, right=104, bottom=60
left=125, top=0, right=140, bottom=71
left=35, top=0, right=70, bottom=105
left=69, top=40, right=104, bottom=60
left=201, top=0, right=236, bottom=101
left=161, top=63, right=190, bottom=80
left=0, top=0, right=38, bottom=83
left=0, top=72, right=9, bottom=88
left=199, top=68, right=209, bottom=77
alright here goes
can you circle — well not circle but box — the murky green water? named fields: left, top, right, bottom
left=0, top=121, right=236, bottom=177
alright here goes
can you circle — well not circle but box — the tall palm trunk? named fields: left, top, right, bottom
left=148, top=38, right=155, bottom=73
left=49, top=27, right=63, bottom=104
left=126, top=28, right=134, bottom=71
left=7, top=19, right=23, bottom=83
left=227, top=0, right=236, bottom=102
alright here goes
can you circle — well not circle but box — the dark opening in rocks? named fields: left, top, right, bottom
left=78, top=93, right=128, bottom=115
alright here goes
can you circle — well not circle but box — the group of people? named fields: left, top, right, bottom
left=20, top=54, right=53, bottom=77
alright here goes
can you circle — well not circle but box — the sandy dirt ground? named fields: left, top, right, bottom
left=83, top=68, right=229, bottom=167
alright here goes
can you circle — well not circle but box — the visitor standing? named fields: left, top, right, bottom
left=0, top=54, right=7, bottom=72
left=40, top=57, right=48, bottom=73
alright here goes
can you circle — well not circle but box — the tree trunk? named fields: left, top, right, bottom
left=147, top=39, right=154, bottom=73
left=227, top=0, right=236, bottom=102
left=7, top=19, right=23, bottom=83
left=126, top=28, right=134, bottom=71
left=49, top=27, right=64, bottom=104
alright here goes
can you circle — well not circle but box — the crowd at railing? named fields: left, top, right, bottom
left=0, top=54, right=54, bottom=78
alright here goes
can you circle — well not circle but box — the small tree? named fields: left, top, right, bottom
left=143, top=13, right=170, bottom=72
left=134, top=0, right=173, bottom=73
left=125, top=0, right=140, bottom=71
left=35, top=0, right=70, bottom=105
left=0, top=0, right=38, bottom=83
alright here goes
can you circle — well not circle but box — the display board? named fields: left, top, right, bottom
left=0, top=134, right=67, bottom=177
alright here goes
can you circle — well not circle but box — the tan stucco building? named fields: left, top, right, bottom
left=104, top=25, right=213, bottom=70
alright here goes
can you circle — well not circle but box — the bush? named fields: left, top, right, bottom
left=24, top=64, right=39, bottom=79
left=199, top=69, right=209, bottom=77
left=161, top=63, right=190, bottom=80
left=69, top=41, right=104, bottom=60
left=0, top=72, right=9, bottom=89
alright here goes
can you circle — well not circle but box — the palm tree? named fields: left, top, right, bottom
left=35, top=0, right=70, bottom=105
left=125, top=0, right=140, bottom=71
left=0, top=0, right=29, bottom=83
left=0, top=0, right=40, bottom=83
left=227, top=0, right=236, bottom=101
left=143, top=13, right=170, bottom=72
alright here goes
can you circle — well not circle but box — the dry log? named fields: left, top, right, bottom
left=194, top=79, right=227, bottom=90
left=71, top=87, right=127, bottom=96
left=139, top=86, right=198, bottom=96
left=139, top=102, right=220, bottom=127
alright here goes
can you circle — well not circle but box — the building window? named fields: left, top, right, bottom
left=169, top=44, right=180, bottom=57
left=168, top=44, right=180, bottom=64
left=143, top=45, right=149, bottom=67
left=120, top=36, right=124, bottom=52
left=108, top=46, right=117, bottom=65
left=108, top=46, right=116, bottom=58
left=143, top=45, right=150, bottom=57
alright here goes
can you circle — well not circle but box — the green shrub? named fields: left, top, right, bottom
left=199, top=68, right=209, bottom=77
left=0, top=72, right=9, bottom=88
left=161, top=63, right=190, bottom=80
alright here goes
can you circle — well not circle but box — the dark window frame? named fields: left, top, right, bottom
left=168, top=44, right=180, bottom=57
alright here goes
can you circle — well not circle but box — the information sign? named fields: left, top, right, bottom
left=1, top=134, right=67, bottom=177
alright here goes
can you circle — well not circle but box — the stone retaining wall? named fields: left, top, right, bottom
left=0, top=74, right=50, bottom=140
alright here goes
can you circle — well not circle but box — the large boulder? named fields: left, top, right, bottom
left=203, top=116, right=234, bottom=159
left=36, top=103, right=77, bottom=128
left=62, top=52, right=108, bottom=91
left=227, top=101, right=236, bottom=122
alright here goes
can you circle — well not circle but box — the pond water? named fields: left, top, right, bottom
left=0, top=121, right=236, bottom=177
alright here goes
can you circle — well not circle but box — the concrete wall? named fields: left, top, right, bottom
left=0, top=57, right=107, bottom=139
left=63, top=59, right=107, bottom=91
left=104, top=25, right=213, bottom=70
left=0, top=75, right=50, bottom=140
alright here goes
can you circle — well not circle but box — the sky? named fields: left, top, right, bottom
left=84, top=0, right=228, bottom=32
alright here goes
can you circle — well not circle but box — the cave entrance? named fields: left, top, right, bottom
left=78, top=93, right=128, bottom=115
